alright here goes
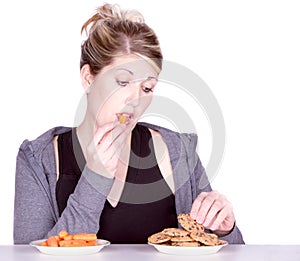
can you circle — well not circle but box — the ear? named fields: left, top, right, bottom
left=80, top=64, right=94, bottom=93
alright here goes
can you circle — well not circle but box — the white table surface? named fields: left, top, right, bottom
left=1, top=244, right=300, bottom=261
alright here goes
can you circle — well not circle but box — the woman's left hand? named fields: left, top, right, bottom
left=190, top=190, right=235, bottom=234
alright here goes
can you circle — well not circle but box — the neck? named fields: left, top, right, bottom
left=76, top=114, right=98, bottom=160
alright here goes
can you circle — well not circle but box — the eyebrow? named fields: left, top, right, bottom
left=147, top=76, right=158, bottom=81
left=116, top=68, right=134, bottom=75
left=116, top=68, right=158, bottom=81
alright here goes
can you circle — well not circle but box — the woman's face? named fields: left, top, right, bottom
left=86, top=54, right=158, bottom=128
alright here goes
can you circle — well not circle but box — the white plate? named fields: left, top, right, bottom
left=148, top=240, right=228, bottom=256
left=30, top=239, right=110, bottom=256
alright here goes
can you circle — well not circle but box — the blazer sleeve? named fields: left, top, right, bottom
left=14, top=148, right=55, bottom=244
left=45, top=167, right=114, bottom=239
left=13, top=146, right=113, bottom=244
left=186, top=136, right=245, bottom=244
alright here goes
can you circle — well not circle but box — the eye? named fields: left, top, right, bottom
left=141, top=77, right=157, bottom=93
left=142, top=86, right=154, bottom=93
left=116, top=80, right=129, bottom=87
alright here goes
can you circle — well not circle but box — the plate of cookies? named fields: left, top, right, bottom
left=148, top=213, right=228, bottom=255
left=30, top=230, right=110, bottom=256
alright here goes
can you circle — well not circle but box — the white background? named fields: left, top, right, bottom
left=0, top=0, right=299, bottom=245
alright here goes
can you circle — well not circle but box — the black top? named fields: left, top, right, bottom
left=56, top=124, right=177, bottom=243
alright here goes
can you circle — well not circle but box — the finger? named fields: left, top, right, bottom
left=209, top=205, right=232, bottom=231
left=100, top=154, right=119, bottom=174
left=190, top=192, right=208, bottom=219
left=96, top=123, right=127, bottom=151
left=99, top=140, right=124, bottom=167
left=94, top=143, right=123, bottom=175
left=87, top=122, right=116, bottom=159
left=87, top=123, right=126, bottom=169
left=99, top=124, right=131, bottom=157
left=196, top=192, right=219, bottom=224
left=102, top=142, right=131, bottom=178
left=111, top=123, right=132, bottom=144
left=93, top=121, right=116, bottom=145
left=202, top=199, right=225, bottom=228
left=96, top=125, right=131, bottom=169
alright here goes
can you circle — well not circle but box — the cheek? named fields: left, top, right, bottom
left=95, top=91, right=124, bottom=120
left=91, top=81, right=122, bottom=108
left=145, top=95, right=153, bottom=107
left=138, top=94, right=153, bottom=112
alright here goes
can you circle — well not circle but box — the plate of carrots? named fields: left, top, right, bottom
left=30, top=230, right=110, bottom=255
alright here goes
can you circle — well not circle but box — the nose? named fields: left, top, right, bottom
left=125, top=81, right=142, bottom=107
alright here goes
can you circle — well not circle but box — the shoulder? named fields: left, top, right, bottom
left=19, top=126, right=72, bottom=156
left=138, top=122, right=198, bottom=156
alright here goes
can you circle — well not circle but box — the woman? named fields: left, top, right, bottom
left=14, top=3, right=244, bottom=244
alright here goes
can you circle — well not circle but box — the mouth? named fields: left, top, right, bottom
left=116, top=112, right=133, bottom=124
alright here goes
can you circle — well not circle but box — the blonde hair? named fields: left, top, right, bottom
left=80, top=3, right=163, bottom=75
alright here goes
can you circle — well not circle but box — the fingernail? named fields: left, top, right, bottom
left=210, top=225, right=217, bottom=231
left=196, top=218, right=203, bottom=224
left=197, top=216, right=203, bottom=222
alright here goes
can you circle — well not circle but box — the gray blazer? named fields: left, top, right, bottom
left=14, top=123, right=244, bottom=244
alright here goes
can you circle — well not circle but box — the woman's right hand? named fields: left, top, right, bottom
left=85, top=121, right=130, bottom=178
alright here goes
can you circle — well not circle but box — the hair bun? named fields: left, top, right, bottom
left=80, top=3, right=162, bottom=75
left=96, top=3, right=144, bottom=23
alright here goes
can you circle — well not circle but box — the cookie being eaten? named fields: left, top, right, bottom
left=118, top=114, right=128, bottom=124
